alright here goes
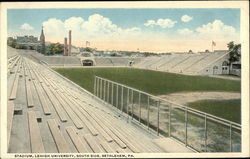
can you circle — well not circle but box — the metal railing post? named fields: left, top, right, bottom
left=100, top=78, right=102, bottom=99
left=121, top=86, right=124, bottom=113
left=147, top=96, right=150, bottom=130
left=111, top=82, right=114, bottom=106
left=107, top=81, right=110, bottom=103
left=230, top=123, right=232, bottom=152
left=116, top=84, right=118, bottom=109
left=98, top=77, right=100, bottom=97
left=157, top=100, right=160, bottom=136
left=204, top=114, right=207, bottom=152
left=127, top=88, right=130, bottom=120
left=185, top=107, right=188, bottom=146
left=139, top=93, right=141, bottom=124
left=103, top=80, right=106, bottom=101
left=169, top=104, right=171, bottom=137
left=94, top=76, right=96, bottom=96
left=95, top=76, right=98, bottom=97
left=131, top=90, right=134, bottom=120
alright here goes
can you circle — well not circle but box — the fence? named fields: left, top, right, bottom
left=94, top=76, right=241, bottom=152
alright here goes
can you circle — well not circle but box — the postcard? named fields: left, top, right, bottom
left=0, top=1, right=249, bottom=158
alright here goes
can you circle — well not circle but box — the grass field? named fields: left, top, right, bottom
left=188, top=99, right=241, bottom=123
left=54, top=67, right=240, bottom=95
left=54, top=67, right=241, bottom=123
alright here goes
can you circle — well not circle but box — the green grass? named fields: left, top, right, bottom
left=188, top=99, right=241, bottom=124
left=54, top=67, right=240, bottom=95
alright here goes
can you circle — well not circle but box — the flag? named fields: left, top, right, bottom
left=212, top=41, right=216, bottom=46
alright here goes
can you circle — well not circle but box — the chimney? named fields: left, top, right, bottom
left=64, top=38, right=68, bottom=56
left=68, top=30, right=71, bottom=56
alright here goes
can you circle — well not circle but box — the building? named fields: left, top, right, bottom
left=16, top=35, right=38, bottom=43
left=39, top=26, right=46, bottom=54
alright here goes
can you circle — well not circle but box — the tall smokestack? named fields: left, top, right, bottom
left=64, top=38, right=67, bottom=56
left=68, top=30, right=71, bottom=56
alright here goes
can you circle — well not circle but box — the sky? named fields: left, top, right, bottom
left=7, top=8, right=240, bottom=53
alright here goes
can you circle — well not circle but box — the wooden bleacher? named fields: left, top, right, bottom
left=7, top=51, right=193, bottom=153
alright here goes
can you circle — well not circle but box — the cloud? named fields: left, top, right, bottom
left=196, top=19, right=236, bottom=39
left=20, top=23, right=34, bottom=30
left=181, top=15, right=193, bottom=22
left=144, top=18, right=177, bottom=28
left=178, top=28, right=193, bottom=35
left=42, top=14, right=141, bottom=44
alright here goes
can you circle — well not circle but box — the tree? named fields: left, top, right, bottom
left=227, top=41, right=241, bottom=63
left=227, top=41, right=241, bottom=74
left=85, top=47, right=93, bottom=52
left=47, top=43, right=64, bottom=55
left=227, top=41, right=235, bottom=51
left=110, top=53, right=117, bottom=56
left=7, top=39, right=17, bottom=48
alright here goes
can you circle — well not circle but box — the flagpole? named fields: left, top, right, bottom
left=212, top=41, right=213, bottom=52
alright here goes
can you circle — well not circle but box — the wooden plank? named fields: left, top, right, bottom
left=7, top=101, right=14, bottom=148
left=25, top=76, right=34, bottom=107
left=83, top=134, right=104, bottom=153
left=116, top=147, right=133, bottom=153
left=80, top=106, right=128, bottom=149
left=123, top=124, right=161, bottom=152
left=27, top=111, right=45, bottom=153
left=47, top=119, right=70, bottom=153
left=35, top=69, right=51, bottom=86
left=41, top=83, right=67, bottom=121
left=69, top=98, right=114, bottom=138
left=8, top=56, right=20, bottom=73
left=9, top=72, right=19, bottom=100
left=99, top=141, right=116, bottom=153
left=51, top=89, right=83, bottom=129
left=83, top=108, right=123, bottom=144
left=152, top=138, right=193, bottom=153
left=65, top=126, right=92, bottom=153
left=63, top=95, right=111, bottom=139
left=55, top=94, right=98, bottom=136
left=33, top=81, right=51, bottom=115
left=86, top=107, right=142, bottom=152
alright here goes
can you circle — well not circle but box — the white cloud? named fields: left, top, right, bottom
left=178, top=28, right=193, bottom=35
left=196, top=19, right=236, bottom=39
left=144, top=20, right=156, bottom=27
left=65, top=17, right=84, bottom=31
left=144, top=18, right=177, bottom=28
left=20, top=23, right=34, bottom=30
left=181, top=15, right=193, bottom=23
left=42, top=14, right=141, bottom=43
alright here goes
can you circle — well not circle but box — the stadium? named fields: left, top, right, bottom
left=7, top=40, right=241, bottom=153
left=4, top=6, right=244, bottom=156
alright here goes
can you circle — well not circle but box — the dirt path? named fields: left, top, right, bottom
left=158, top=91, right=241, bottom=105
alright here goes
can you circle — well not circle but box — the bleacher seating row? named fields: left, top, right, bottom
left=134, top=52, right=227, bottom=74
left=7, top=54, right=168, bottom=153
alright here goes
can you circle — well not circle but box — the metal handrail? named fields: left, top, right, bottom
left=95, top=76, right=242, bottom=152
left=95, top=76, right=241, bottom=128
